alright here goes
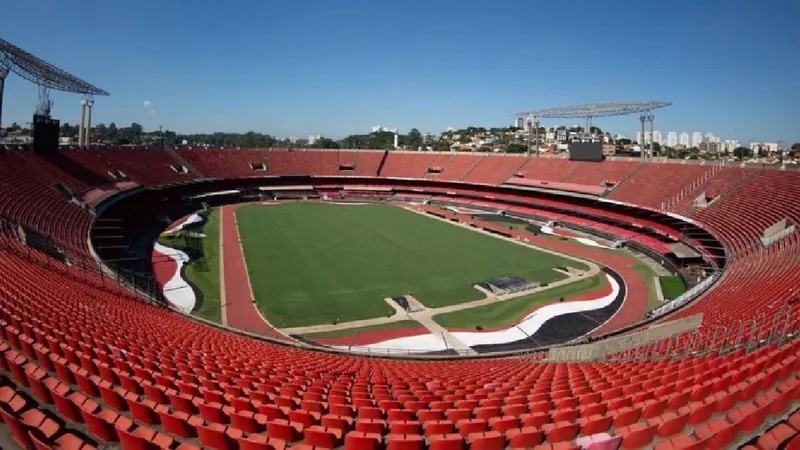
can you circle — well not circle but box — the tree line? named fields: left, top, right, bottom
left=4, top=121, right=799, bottom=159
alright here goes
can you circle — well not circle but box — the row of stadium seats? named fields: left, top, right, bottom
left=0, top=151, right=94, bottom=257
left=0, top=146, right=799, bottom=449
left=18, top=147, right=778, bottom=213
left=0, top=238, right=797, bottom=448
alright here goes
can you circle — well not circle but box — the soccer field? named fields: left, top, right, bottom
left=235, top=202, right=586, bottom=327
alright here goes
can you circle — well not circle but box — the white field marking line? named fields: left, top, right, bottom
left=219, top=207, right=228, bottom=326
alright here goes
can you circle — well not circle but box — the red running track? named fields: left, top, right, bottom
left=220, top=205, right=286, bottom=339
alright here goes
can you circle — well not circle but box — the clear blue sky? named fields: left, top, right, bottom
left=2, top=0, right=798, bottom=143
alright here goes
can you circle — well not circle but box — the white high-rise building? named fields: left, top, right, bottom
left=691, top=132, right=703, bottom=148
left=514, top=117, right=525, bottom=129
left=721, top=140, right=740, bottom=153
left=652, top=130, right=663, bottom=145
left=636, top=131, right=654, bottom=145
left=666, top=132, right=678, bottom=147
left=704, top=133, right=718, bottom=143
left=679, top=133, right=690, bottom=147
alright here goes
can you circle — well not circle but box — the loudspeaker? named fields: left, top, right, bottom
left=32, top=114, right=60, bottom=155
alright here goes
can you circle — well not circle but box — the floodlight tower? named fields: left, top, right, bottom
left=639, top=112, right=655, bottom=160
left=526, top=114, right=539, bottom=157
left=79, top=98, right=88, bottom=147
left=0, top=37, right=109, bottom=146
left=0, top=63, right=8, bottom=131
left=85, top=97, right=94, bottom=146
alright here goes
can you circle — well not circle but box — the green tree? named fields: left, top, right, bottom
left=733, top=146, right=752, bottom=160
left=316, top=137, right=339, bottom=149
left=506, top=143, right=528, bottom=153
left=406, top=128, right=423, bottom=149
left=432, top=141, right=450, bottom=152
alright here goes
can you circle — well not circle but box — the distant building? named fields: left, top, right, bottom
left=679, top=132, right=690, bottom=147
left=514, top=117, right=525, bottom=129
left=667, top=132, right=678, bottom=147
left=652, top=130, right=662, bottom=145
left=372, top=125, right=397, bottom=133
left=750, top=142, right=779, bottom=156
left=691, top=132, right=703, bottom=148
left=721, top=140, right=740, bottom=153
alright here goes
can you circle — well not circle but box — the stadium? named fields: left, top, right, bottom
left=0, top=145, right=798, bottom=450
left=1, top=36, right=799, bottom=450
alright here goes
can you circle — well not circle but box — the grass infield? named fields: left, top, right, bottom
left=432, top=273, right=607, bottom=329
left=235, top=203, right=585, bottom=327
left=659, top=275, right=688, bottom=300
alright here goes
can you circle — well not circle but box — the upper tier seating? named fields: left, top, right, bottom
left=61, top=149, right=119, bottom=183
left=266, top=150, right=340, bottom=176
left=177, top=149, right=268, bottom=179
left=432, top=154, right=483, bottom=181
left=17, top=152, right=95, bottom=193
left=512, top=158, right=579, bottom=182
left=690, top=170, right=800, bottom=253
left=608, top=163, right=711, bottom=209
left=0, top=150, right=93, bottom=258
left=462, top=155, right=527, bottom=184
left=669, top=167, right=756, bottom=217
left=65, top=148, right=198, bottom=186
left=336, top=151, right=385, bottom=177
left=563, top=160, right=643, bottom=187
left=380, top=153, right=440, bottom=178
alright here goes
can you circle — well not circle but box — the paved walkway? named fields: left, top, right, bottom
left=280, top=207, right=600, bottom=337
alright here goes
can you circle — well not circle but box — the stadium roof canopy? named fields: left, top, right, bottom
left=0, top=37, right=108, bottom=95
left=516, top=101, right=671, bottom=119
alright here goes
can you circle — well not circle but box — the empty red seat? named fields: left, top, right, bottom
left=386, top=433, right=424, bottom=450
left=428, top=434, right=465, bottom=450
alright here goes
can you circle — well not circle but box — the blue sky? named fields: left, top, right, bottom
left=2, top=0, right=798, bottom=143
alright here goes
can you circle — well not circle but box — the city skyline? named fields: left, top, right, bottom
left=0, top=0, right=797, bottom=144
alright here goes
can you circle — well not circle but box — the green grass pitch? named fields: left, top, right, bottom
left=235, top=202, right=586, bottom=327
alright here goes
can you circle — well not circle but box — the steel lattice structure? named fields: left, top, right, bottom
left=0, top=38, right=108, bottom=96
left=514, top=101, right=672, bottom=161
left=516, top=101, right=671, bottom=119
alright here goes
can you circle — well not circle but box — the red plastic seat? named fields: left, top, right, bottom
left=467, top=431, right=505, bottom=450
left=385, top=433, right=425, bottom=450
left=506, top=427, right=544, bottom=448
left=428, top=433, right=465, bottom=450
left=304, top=425, right=342, bottom=448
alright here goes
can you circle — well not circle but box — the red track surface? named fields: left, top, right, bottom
left=308, top=327, right=430, bottom=346
left=220, top=205, right=283, bottom=338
